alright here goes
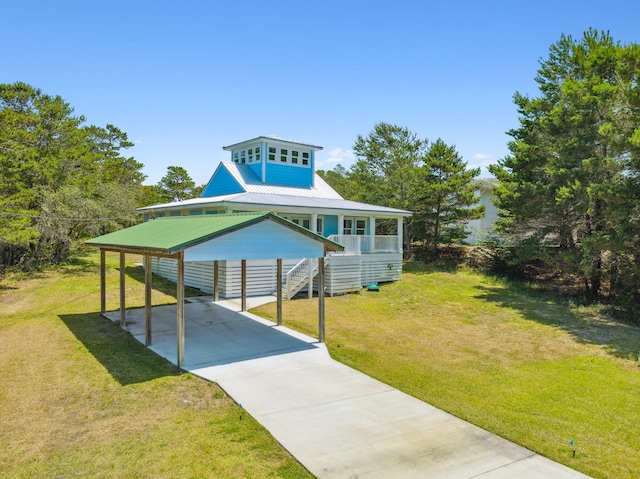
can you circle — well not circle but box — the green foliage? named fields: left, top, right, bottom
left=316, top=164, right=356, bottom=198
left=346, top=123, right=483, bottom=254
left=0, top=82, right=145, bottom=269
left=412, top=139, right=484, bottom=251
left=490, top=29, right=640, bottom=304
left=157, top=165, right=197, bottom=202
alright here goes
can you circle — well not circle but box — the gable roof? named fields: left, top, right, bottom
left=85, top=212, right=344, bottom=255
left=201, top=162, right=343, bottom=200
left=141, top=162, right=411, bottom=217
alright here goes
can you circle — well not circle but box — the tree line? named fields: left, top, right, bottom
left=319, top=29, right=640, bottom=310
left=490, top=29, right=640, bottom=309
left=318, top=123, right=484, bottom=256
left=3, top=28, right=639, bottom=312
left=0, top=82, right=203, bottom=269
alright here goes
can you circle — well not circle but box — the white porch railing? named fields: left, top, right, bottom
left=284, top=258, right=318, bottom=299
left=328, top=235, right=400, bottom=255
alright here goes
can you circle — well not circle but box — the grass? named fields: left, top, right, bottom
left=253, top=261, right=640, bottom=479
left=0, top=251, right=312, bottom=479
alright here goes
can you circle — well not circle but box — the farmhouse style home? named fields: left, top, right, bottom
left=138, top=136, right=412, bottom=299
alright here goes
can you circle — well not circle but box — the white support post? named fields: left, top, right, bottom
left=308, top=257, right=313, bottom=299
left=213, top=260, right=219, bottom=302
left=119, top=252, right=126, bottom=327
left=318, top=257, right=325, bottom=343
left=176, top=252, right=185, bottom=368
left=276, top=259, right=283, bottom=326
left=100, top=249, right=106, bottom=315
left=311, top=213, right=318, bottom=233
left=370, top=217, right=376, bottom=252
left=338, top=215, right=344, bottom=235
left=397, top=217, right=404, bottom=253
left=241, top=259, right=247, bottom=311
left=145, top=254, right=152, bottom=346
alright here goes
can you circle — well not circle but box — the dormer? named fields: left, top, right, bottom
left=223, top=136, right=322, bottom=188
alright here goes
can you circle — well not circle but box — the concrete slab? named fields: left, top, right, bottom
left=104, top=299, right=592, bottom=479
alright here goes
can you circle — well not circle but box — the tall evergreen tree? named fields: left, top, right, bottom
left=352, top=123, right=426, bottom=253
left=490, top=30, right=640, bottom=301
left=413, top=139, right=483, bottom=252
left=157, top=165, right=197, bottom=202
left=0, top=82, right=144, bottom=267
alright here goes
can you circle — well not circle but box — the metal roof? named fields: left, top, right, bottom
left=139, top=162, right=410, bottom=217
left=223, top=135, right=323, bottom=151
left=221, top=162, right=343, bottom=199
left=85, top=212, right=344, bottom=255
left=139, top=192, right=411, bottom=217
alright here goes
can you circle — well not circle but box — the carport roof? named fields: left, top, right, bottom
left=85, top=211, right=344, bottom=256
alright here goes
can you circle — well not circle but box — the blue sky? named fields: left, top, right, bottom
left=3, top=0, right=639, bottom=185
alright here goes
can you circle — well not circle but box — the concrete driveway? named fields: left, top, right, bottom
left=106, top=298, right=592, bottom=479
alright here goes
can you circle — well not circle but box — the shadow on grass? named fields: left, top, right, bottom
left=59, top=311, right=182, bottom=385
left=474, top=283, right=640, bottom=362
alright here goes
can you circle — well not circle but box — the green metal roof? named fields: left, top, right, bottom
left=85, top=211, right=343, bottom=255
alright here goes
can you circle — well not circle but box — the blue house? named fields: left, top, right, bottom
left=138, top=136, right=412, bottom=298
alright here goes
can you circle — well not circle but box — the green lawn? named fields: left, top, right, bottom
left=0, top=252, right=312, bottom=479
left=253, top=262, right=640, bottom=479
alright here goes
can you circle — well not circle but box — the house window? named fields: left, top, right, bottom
left=302, top=152, right=309, bottom=165
left=233, top=152, right=239, bottom=163
left=240, top=150, right=246, bottom=164
left=256, top=146, right=261, bottom=161
left=343, top=219, right=353, bottom=235
left=268, top=146, right=276, bottom=161
left=248, top=148, right=253, bottom=162
left=356, top=219, right=366, bottom=235
left=282, top=215, right=312, bottom=231
left=280, top=148, right=288, bottom=162
left=316, top=217, right=323, bottom=235
left=292, top=151, right=299, bottom=164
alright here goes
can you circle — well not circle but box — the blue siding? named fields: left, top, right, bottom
left=201, top=166, right=244, bottom=197
left=324, top=215, right=339, bottom=236
left=248, top=162, right=262, bottom=178
left=184, top=221, right=325, bottom=261
left=265, top=163, right=313, bottom=187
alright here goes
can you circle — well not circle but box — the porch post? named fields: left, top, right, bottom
left=276, top=258, right=283, bottom=326
left=119, top=251, right=126, bottom=327
left=176, top=251, right=185, bottom=368
left=370, top=217, right=376, bottom=252
left=318, top=257, right=325, bottom=343
left=213, top=260, right=219, bottom=302
left=145, top=254, right=152, bottom=346
left=338, top=215, right=344, bottom=235
left=397, top=217, right=403, bottom=253
left=241, top=259, right=247, bottom=311
left=308, top=258, right=313, bottom=299
left=311, top=213, right=318, bottom=233
left=100, top=249, right=106, bottom=315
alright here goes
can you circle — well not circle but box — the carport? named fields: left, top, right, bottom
left=85, top=212, right=343, bottom=367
